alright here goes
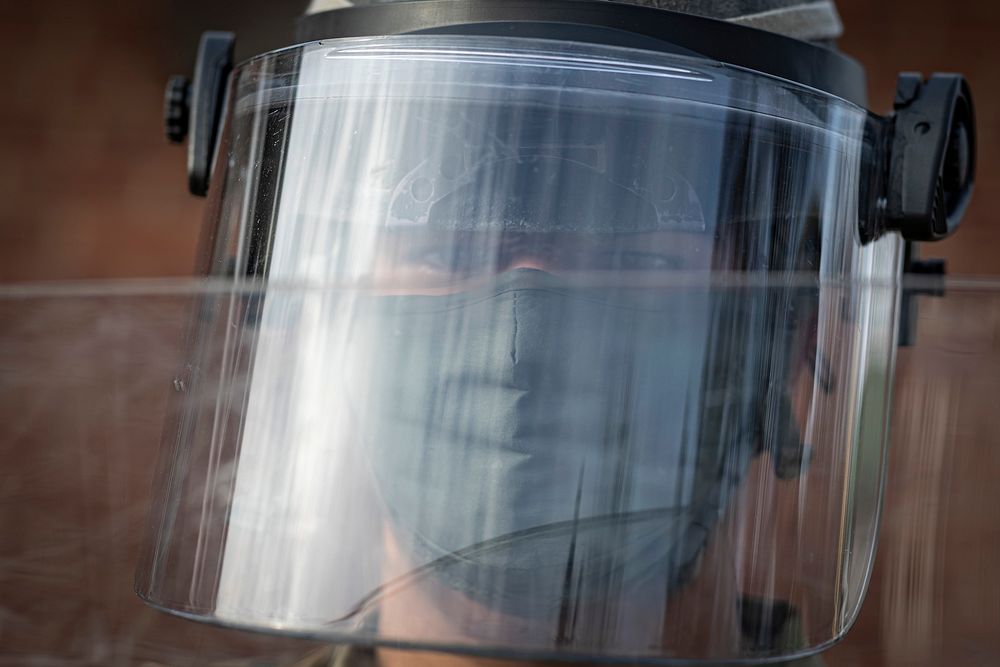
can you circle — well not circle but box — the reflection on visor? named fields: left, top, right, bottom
left=388, top=154, right=708, bottom=234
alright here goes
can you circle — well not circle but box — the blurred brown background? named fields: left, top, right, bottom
left=0, top=0, right=304, bottom=282
left=0, top=0, right=998, bottom=666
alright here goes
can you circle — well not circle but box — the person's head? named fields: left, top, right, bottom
left=138, top=1, right=975, bottom=664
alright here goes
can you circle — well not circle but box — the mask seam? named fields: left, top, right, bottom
left=511, top=291, right=519, bottom=365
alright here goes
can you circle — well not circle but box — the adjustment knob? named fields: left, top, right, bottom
left=164, top=75, right=191, bottom=144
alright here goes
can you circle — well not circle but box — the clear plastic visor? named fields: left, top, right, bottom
left=135, top=36, right=903, bottom=664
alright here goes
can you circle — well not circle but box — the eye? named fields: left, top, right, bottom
left=406, top=244, right=490, bottom=276
left=413, top=248, right=455, bottom=272
left=604, top=251, right=681, bottom=271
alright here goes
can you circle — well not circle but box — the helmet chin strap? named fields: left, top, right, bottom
left=304, top=0, right=843, bottom=41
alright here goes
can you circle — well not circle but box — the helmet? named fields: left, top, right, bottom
left=138, top=1, right=976, bottom=663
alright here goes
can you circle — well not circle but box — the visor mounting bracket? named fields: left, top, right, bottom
left=163, top=31, right=235, bottom=197
left=884, top=73, right=976, bottom=242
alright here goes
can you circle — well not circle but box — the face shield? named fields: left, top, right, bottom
left=136, top=26, right=974, bottom=665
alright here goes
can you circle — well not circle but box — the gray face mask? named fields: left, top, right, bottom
left=347, top=269, right=756, bottom=626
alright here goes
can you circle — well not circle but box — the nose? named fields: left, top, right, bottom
left=505, top=256, right=556, bottom=273
left=497, top=236, right=561, bottom=273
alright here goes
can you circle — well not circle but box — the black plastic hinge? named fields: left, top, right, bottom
left=884, top=73, right=976, bottom=242
left=163, top=31, right=236, bottom=197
